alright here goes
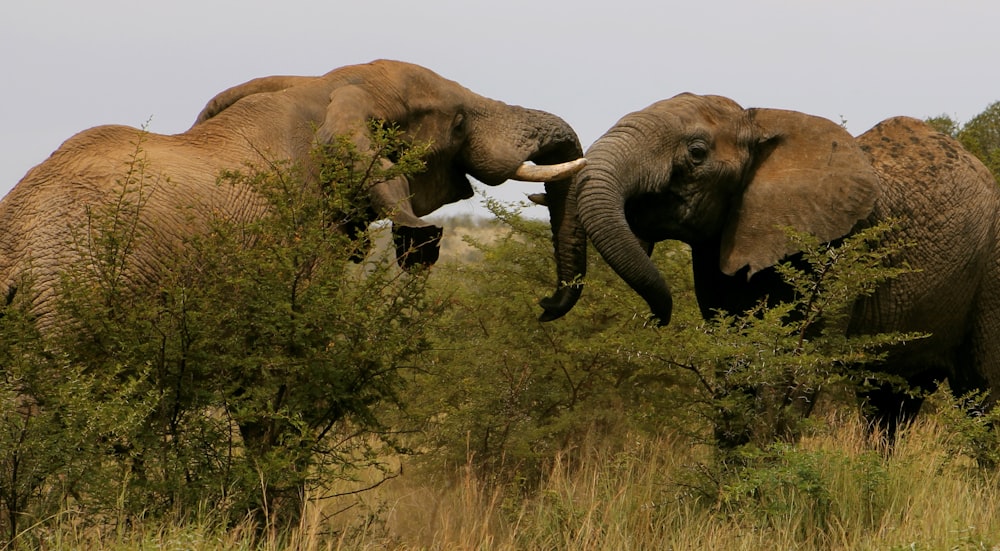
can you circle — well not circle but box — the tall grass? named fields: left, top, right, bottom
left=16, top=410, right=1000, bottom=549
left=312, top=410, right=1000, bottom=551
left=346, top=412, right=1000, bottom=550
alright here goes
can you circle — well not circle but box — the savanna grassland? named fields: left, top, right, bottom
left=5, top=112, right=1000, bottom=549
left=8, top=213, right=1000, bottom=551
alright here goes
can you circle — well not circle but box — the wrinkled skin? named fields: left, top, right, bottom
left=574, top=93, right=1000, bottom=431
left=0, top=60, right=587, bottom=324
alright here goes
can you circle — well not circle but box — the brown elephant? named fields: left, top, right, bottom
left=0, top=60, right=587, bottom=323
left=570, top=92, right=1000, bottom=430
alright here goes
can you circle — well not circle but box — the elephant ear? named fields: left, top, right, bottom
left=318, top=84, right=444, bottom=266
left=719, top=108, right=880, bottom=277
left=316, top=85, right=420, bottom=226
left=318, top=85, right=382, bottom=144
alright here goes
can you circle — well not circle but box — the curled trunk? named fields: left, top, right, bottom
left=575, top=137, right=674, bottom=323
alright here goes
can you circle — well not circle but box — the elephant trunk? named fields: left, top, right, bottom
left=538, top=175, right=585, bottom=320
left=506, top=107, right=588, bottom=322
left=575, top=135, right=674, bottom=324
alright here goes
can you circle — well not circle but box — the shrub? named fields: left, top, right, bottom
left=0, top=121, right=440, bottom=542
left=409, top=197, right=698, bottom=484
left=409, top=210, right=923, bottom=513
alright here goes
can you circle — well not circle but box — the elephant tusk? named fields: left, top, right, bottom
left=513, top=158, right=587, bottom=182
left=527, top=192, right=548, bottom=206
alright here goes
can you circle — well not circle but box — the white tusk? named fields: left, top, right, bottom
left=512, top=158, right=587, bottom=182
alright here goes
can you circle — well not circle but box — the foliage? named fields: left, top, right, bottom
left=956, top=101, right=1000, bottom=180
left=924, top=385, right=1000, bottom=469
left=3, top=110, right=999, bottom=547
left=408, top=202, right=924, bottom=513
left=0, top=273, right=154, bottom=545
left=407, top=195, right=697, bottom=485
left=924, top=114, right=960, bottom=137
left=0, top=121, right=439, bottom=543
left=927, top=101, right=1000, bottom=180
left=616, top=224, right=921, bottom=454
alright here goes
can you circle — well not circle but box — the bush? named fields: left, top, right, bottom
left=0, top=272, right=153, bottom=543
left=927, top=101, right=1000, bottom=181
left=0, top=122, right=441, bottom=542
left=409, top=198, right=679, bottom=484
left=409, top=212, right=923, bottom=508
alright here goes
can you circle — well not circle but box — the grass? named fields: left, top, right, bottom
left=7, top=216, right=1000, bottom=549
left=20, top=410, right=1000, bottom=550
left=432, top=215, right=504, bottom=263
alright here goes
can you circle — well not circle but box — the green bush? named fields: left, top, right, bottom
left=408, top=196, right=705, bottom=486
left=927, top=101, right=1000, bottom=181
left=409, top=212, right=924, bottom=515
left=0, top=122, right=440, bottom=542
left=0, top=272, right=153, bottom=542
left=923, top=385, right=1000, bottom=469
left=607, top=224, right=920, bottom=451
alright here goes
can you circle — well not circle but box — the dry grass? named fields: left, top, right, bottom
left=342, top=415, right=1000, bottom=550
left=18, top=412, right=1000, bottom=550
left=13, top=217, right=1000, bottom=549
left=432, top=215, right=503, bottom=264
left=302, top=413, right=1000, bottom=550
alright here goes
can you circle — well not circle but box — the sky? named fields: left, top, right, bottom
left=3, top=1, right=999, bottom=219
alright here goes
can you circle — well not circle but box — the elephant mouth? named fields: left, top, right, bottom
left=623, top=190, right=714, bottom=244
left=452, top=170, right=475, bottom=201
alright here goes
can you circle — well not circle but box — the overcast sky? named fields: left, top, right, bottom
left=3, top=1, right=998, bottom=218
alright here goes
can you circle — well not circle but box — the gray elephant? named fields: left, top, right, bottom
left=570, top=92, right=1000, bottom=429
left=0, top=60, right=587, bottom=323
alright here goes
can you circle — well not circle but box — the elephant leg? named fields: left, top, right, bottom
left=860, top=369, right=941, bottom=443
left=960, top=272, right=1000, bottom=407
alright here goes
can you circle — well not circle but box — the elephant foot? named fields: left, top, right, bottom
left=860, top=375, right=937, bottom=446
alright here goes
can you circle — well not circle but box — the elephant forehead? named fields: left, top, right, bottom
left=648, top=94, right=743, bottom=121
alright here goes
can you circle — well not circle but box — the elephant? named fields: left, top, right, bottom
left=0, top=60, right=588, bottom=325
left=571, top=92, right=1000, bottom=431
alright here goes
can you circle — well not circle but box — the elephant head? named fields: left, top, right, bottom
left=0, top=60, right=587, bottom=322
left=192, top=60, right=588, bottom=319
left=573, top=93, right=879, bottom=323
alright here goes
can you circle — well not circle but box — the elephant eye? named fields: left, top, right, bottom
left=688, top=142, right=709, bottom=165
